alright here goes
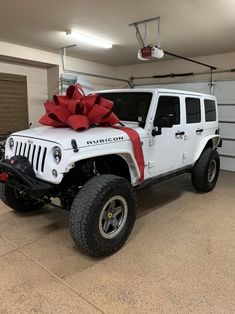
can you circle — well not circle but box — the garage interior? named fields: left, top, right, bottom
left=0, top=0, right=234, bottom=313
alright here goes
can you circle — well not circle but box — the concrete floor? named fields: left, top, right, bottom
left=0, top=170, right=234, bottom=314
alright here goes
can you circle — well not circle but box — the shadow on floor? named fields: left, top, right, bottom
left=137, top=173, right=194, bottom=218
left=6, top=174, right=197, bottom=236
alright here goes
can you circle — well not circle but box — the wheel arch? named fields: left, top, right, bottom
left=67, top=151, right=140, bottom=185
left=94, top=154, right=135, bottom=182
left=193, top=135, right=220, bottom=163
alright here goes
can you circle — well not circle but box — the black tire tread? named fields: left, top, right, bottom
left=0, top=183, right=10, bottom=207
left=0, top=183, right=43, bottom=212
left=192, top=148, right=220, bottom=192
left=69, top=174, right=137, bottom=257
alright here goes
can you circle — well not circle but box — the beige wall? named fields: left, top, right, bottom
left=0, top=41, right=120, bottom=126
left=0, top=61, right=48, bottom=127
left=47, top=65, right=60, bottom=99
left=2, top=39, right=235, bottom=88
left=0, top=40, right=118, bottom=89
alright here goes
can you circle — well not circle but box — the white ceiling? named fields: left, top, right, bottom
left=0, top=0, right=235, bottom=66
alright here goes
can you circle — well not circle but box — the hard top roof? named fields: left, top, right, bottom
left=95, top=88, right=215, bottom=98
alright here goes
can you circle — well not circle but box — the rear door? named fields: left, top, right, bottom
left=182, top=96, right=204, bottom=164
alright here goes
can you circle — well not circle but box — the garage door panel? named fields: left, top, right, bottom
left=214, top=81, right=235, bottom=103
left=215, top=81, right=235, bottom=171
left=220, top=156, right=235, bottom=172
left=218, top=105, right=235, bottom=121
left=0, top=115, right=28, bottom=121
left=218, top=140, right=235, bottom=155
left=0, top=73, right=28, bottom=134
left=0, top=92, right=27, bottom=98
left=219, top=122, right=235, bottom=138
left=139, top=82, right=210, bottom=94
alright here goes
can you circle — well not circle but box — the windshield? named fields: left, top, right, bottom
left=100, top=92, right=152, bottom=124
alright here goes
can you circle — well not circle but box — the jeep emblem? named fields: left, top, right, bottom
left=27, top=139, right=34, bottom=144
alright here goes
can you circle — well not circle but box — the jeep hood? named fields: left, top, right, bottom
left=12, top=126, right=140, bottom=150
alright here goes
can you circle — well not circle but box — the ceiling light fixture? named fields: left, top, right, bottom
left=66, top=30, right=112, bottom=49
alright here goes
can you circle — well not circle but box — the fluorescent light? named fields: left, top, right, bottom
left=66, top=30, right=112, bottom=49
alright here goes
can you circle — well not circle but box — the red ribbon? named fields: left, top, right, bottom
left=0, top=172, right=9, bottom=182
left=39, top=83, right=120, bottom=130
left=39, top=84, right=144, bottom=182
left=114, top=126, right=145, bottom=182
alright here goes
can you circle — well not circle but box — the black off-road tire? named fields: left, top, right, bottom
left=0, top=183, right=44, bottom=212
left=69, top=175, right=137, bottom=257
left=191, top=148, right=220, bottom=192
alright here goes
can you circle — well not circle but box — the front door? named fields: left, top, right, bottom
left=148, top=94, right=185, bottom=175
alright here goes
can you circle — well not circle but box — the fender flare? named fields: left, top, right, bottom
left=193, top=135, right=220, bottom=163
left=66, top=148, right=141, bottom=185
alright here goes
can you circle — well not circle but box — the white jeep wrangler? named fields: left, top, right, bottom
left=0, top=88, right=221, bottom=257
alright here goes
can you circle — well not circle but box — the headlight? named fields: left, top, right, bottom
left=53, top=146, right=62, bottom=164
left=9, top=138, right=14, bottom=150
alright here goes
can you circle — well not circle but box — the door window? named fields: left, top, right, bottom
left=156, top=96, right=180, bottom=125
left=204, top=99, right=216, bottom=121
left=186, top=98, right=201, bottom=124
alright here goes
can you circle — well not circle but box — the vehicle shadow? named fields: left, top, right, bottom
left=136, top=174, right=194, bottom=218
left=10, top=174, right=196, bottom=234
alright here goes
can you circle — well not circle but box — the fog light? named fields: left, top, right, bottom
left=52, top=169, right=58, bottom=178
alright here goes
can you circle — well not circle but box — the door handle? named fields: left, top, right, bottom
left=175, top=131, right=185, bottom=136
left=196, top=129, right=203, bottom=134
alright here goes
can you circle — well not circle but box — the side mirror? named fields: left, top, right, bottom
left=154, top=114, right=174, bottom=128
left=152, top=114, right=174, bottom=136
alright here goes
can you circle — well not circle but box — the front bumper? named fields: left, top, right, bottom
left=0, top=159, right=54, bottom=199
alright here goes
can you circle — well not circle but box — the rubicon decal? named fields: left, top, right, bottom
left=87, top=136, right=124, bottom=145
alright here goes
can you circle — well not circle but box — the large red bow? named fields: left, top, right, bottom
left=39, top=83, right=120, bottom=130
left=39, top=84, right=144, bottom=182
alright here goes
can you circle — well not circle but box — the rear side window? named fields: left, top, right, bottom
left=186, top=98, right=201, bottom=123
left=156, top=96, right=180, bottom=125
left=204, top=99, right=216, bottom=121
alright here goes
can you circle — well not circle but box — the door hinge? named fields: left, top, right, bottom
left=148, top=161, right=155, bottom=168
left=149, top=138, right=155, bottom=146
left=183, top=153, right=188, bottom=160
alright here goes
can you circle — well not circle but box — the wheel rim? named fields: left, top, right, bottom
left=208, top=159, right=217, bottom=183
left=99, top=196, right=128, bottom=239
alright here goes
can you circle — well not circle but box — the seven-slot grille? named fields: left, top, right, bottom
left=14, top=141, right=47, bottom=173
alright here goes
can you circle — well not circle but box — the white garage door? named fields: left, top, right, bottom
left=137, top=80, right=235, bottom=171
left=215, top=81, right=235, bottom=172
